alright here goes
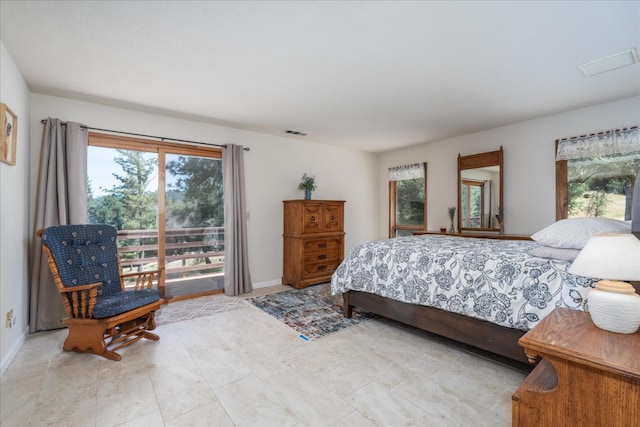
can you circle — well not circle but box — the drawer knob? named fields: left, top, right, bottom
left=310, top=215, right=316, bottom=221
left=318, top=243, right=327, bottom=248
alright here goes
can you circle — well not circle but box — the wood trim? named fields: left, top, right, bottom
left=555, top=139, right=568, bottom=221
left=423, top=162, right=428, bottom=233
left=89, top=132, right=222, bottom=158
left=458, top=149, right=502, bottom=169
left=458, top=147, right=503, bottom=232
left=555, top=156, right=568, bottom=221
left=389, top=180, right=396, bottom=238
left=157, top=149, right=167, bottom=299
left=413, top=231, right=532, bottom=240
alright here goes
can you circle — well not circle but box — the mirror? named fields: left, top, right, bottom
left=458, top=147, right=503, bottom=232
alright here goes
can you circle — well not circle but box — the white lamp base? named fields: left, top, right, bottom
left=587, top=280, right=640, bottom=334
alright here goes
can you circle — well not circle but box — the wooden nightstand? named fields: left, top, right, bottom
left=512, top=308, right=640, bottom=427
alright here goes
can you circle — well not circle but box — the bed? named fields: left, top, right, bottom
left=331, top=217, right=635, bottom=367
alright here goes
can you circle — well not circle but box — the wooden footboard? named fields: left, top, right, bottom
left=343, top=290, right=531, bottom=368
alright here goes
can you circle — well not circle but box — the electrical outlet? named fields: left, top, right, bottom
left=5, top=309, right=13, bottom=328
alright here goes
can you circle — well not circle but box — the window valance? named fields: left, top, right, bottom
left=388, top=163, right=424, bottom=181
left=556, top=126, right=639, bottom=161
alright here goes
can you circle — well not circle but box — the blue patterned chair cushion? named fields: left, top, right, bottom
left=42, top=224, right=161, bottom=318
left=92, top=288, right=162, bottom=319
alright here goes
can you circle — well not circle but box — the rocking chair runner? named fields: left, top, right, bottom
left=39, top=224, right=165, bottom=361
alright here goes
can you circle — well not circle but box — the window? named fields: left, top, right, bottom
left=389, top=162, right=427, bottom=237
left=556, top=127, right=640, bottom=220
left=460, top=179, right=484, bottom=228
left=87, top=133, right=223, bottom=299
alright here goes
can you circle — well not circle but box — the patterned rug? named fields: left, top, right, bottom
left=246, top=283, right=376, bottom=340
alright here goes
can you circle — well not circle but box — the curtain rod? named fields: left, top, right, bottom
left=40, top=119, right=250, bottom=151
left=558, top=125, right=638, bottom=142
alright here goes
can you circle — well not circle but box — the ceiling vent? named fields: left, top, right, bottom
left=578, top=48, right=639, bottom=77
left=283, top=129, right=308, bottom=136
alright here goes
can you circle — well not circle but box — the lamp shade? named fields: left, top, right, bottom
left=568, top=232, right=640, bottom=281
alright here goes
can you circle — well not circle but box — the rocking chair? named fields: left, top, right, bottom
left=39, top=224, right=164, bottom=361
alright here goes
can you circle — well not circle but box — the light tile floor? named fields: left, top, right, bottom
left=0, top=286, right=526, bottom=426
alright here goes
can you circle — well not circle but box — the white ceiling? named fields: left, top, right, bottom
left=1, top=1, right=639, bottom=152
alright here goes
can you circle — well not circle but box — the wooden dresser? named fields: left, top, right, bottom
left=282, top=200, right=345, bottom=289
left=512, top=308, right=640, bottom=427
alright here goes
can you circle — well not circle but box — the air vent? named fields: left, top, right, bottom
left=578, top=48, right=639, bottom=77
left=283, top=129, right=308, bottom=136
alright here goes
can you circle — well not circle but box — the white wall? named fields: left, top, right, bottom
left=0, top=42, right=31, bottom=375
left=29, top=94, right=379, bottom=288
left=378, top=96, right=640, bottom=237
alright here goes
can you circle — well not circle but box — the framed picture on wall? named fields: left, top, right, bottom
left=1, top=103, right=17, bottom=165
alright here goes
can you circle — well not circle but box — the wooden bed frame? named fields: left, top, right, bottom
left=343, top=290, right=531, bottom=369
left=343, top=281, right=640, bottom=371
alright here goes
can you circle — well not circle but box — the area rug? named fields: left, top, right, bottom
left=246, top=283, right=376, bottom=340
left=156, top=293, right=244, bottom=325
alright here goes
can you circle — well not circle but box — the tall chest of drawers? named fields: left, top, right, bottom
left=282, top=200, right=345, bottom=289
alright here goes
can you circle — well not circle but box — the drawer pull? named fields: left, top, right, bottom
left=317, top=265, right=327, bottom=271
left=318, top=243, right=327, bottom=248
left=310, top=215, right=316, bottom=221
left=318, top=254, right=327, bottom=260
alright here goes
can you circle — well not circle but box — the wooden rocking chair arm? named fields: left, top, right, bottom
left=58, top=282, right=103, bottom=293
left=120, top=268, right=163, bottom=279
left=58, top=282, right=101, bottom=319
left=120, top=268, right=164, bottom=290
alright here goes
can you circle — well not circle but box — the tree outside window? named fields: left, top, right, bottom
left=389, top=162, right=427, bottom=237
left=556, top=127, right=639, bottom=220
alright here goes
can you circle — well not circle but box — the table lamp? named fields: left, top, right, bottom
left=568, top=232, right=640, bottom=334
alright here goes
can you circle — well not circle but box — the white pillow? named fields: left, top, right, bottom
left=531, top=218, right=631, bottom=249
left=529, top=245, right=581, bottom=262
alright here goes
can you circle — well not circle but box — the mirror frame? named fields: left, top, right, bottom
left=457, top=146, right=503, bottom=233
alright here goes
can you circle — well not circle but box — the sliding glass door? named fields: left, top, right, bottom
left=87, top=133, right=223, bottom=300
left=164, top=153, right=224, bottom=298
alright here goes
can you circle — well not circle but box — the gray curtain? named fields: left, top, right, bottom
left=222, top=144, right=252, bottom=296
left=29, top=119, right=88, bottom=332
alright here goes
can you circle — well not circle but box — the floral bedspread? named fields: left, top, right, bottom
left=331, top=235, right=596, bottom=331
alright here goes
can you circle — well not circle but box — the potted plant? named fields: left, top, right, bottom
left=298, top=173, right=317, bottom=200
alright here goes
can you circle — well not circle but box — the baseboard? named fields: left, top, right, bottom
left=252, top=279, right=282, bottom=289
left=0, top=326, right=27, bottom=378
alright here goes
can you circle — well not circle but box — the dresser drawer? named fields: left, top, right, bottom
left=303, top=238, right=341, bottom=253
left=303, top=248, right=340, bottom=264
left=303, top=260, right=341, bottom=278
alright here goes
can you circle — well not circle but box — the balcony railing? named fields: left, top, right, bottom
left=117, top=227, right=225, bottom=280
